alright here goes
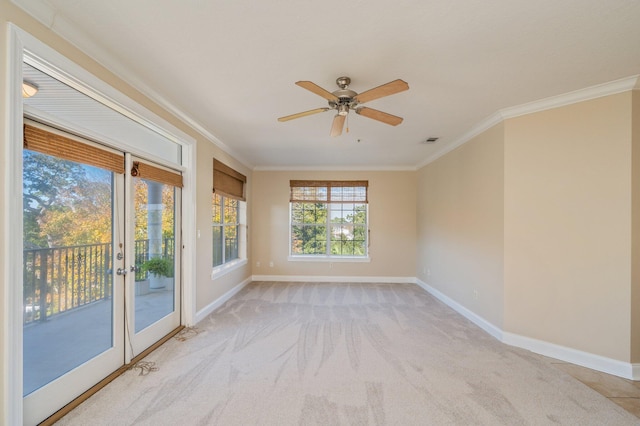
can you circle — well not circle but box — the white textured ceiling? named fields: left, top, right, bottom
left=13, top=0, right=640, bottom=169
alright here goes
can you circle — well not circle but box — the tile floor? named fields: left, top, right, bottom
left=552, top=362, right=640, bottom=418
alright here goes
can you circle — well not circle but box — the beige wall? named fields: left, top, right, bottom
left=416, top=91, right=637, bottom=363
left=195, top=145, right=252, bottom=311
left=632, top=90, right=640, bottom=363
left=504, top=93, right=633, bottom=361
left=416, top=123, right=505, bottom=328
left=251, top=170, right=416, bottom=279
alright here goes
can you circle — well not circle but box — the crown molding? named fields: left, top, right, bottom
left=11, top=0, right=254, bottom=171
left=416, top=74, right=640, bottom=170
left=10, top=0, right=55, bottom=26
left=499, top=74, right=639, bottom=120
left=416, top=111, right=503, bottom=169
left=253, top=164, right=417, bottom=172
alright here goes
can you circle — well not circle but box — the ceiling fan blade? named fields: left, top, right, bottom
left=354, top=79, right=409, bottom=104
left=296, top=81, right=339, bottom=102
left=330, top=114, right=346, bottom=137
left=278, top=108, right=329, bottom=122
left=355, top=107, right=403, bottom=126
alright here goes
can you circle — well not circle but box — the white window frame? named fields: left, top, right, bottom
left=288, top=183, right=369, bottom=262
left=211, top=195, right=247, bottom=278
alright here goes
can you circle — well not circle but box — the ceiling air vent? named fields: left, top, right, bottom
left=421, top=137, right=439, bottom=144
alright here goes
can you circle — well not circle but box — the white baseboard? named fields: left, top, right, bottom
left=194, top=277, right=251, bottom=323
left=502, top=332, right=637, bottom=380
left=414, top=278, right=503, bottom=340
left=632, top=364, right=640, bottom=381
left=252, top=275, right=414, bottom=284
left=195, top=275, right=639, bottom=381
left=413, top=278, right=638, bottom=381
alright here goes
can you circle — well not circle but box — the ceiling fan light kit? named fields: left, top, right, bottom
left=278, top=76, right=409, bottom=137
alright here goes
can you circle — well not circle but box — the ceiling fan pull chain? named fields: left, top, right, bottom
left=346, top=113, right=349, bottom=133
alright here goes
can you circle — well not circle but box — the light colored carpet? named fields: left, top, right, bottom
left=57, top=282, right=639, bottom=425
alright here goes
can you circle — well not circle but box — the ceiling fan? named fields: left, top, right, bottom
left=278, top=76, right=409, bottom=137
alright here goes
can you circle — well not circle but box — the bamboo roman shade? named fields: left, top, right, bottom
left=213, top=159, right=246, bottom=201
left=290, top=180, right=369, bottom=203
left=23, top=124, right=124, bottom=174
left=131, top=161, right=183, bottom=187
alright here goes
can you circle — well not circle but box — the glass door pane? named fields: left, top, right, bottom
left=132, top=177, right=176, bottom=332
left=130, top=169, right=180, bottom=346
left=22, top=150, right=116, bottom=394
left=22, top=144, right=125, bottom=426
left=127, top=156, right=181, bottom=357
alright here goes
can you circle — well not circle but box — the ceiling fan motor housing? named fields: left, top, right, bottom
left=329, top=87, right=358, bottom=114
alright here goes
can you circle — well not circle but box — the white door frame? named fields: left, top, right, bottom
left=4, top=24, right=197, bottom=426
left=125, top=153, right=183, bottom=360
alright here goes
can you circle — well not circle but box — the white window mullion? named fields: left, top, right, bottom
left=221, top=219, right=226, bottom=265
left=326, top=208, right=332, bottom=256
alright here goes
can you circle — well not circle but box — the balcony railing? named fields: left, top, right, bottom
left=134, top=238, right=175, bottom=281
left=23, top=238, right=174, bottom=325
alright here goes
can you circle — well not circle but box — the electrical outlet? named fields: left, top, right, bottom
left=256, top=261, right=260, bottom=267
left=269, top=261, right=274, bottom=268
left=473, top=290, right=478, bottom=299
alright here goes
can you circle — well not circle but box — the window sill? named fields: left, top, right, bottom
left=287, top=255, right=370, bottom=263
left=211, top=258, right=247, bottom=280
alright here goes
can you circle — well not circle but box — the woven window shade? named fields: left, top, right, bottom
left=132, top=161, right=183, bottom=187
left=290, top=180, right=368, bottom=203
left=213, top=159, right=246, bottom=201
left=23, top=124, right=124, bottom=174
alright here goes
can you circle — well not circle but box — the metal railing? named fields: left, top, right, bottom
left=133, top=238, right=175, bottom=281
left=213, top=225, right=239, bottom=267
left=23, top=238, right=174, bottom=325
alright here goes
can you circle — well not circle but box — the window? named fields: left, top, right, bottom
left=212, top=194, right=239, bottom=267
left=290, top=180, right=368, bottom=258
left=212, top=159, right=246, bottom=270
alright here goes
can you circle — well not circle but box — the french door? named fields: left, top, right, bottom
left=22, top=123, right=182, bottom=425
left=126, top=155, right=182, bottom=357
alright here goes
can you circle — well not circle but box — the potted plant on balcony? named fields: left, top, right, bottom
left=141, top=257, right=173, bottom=290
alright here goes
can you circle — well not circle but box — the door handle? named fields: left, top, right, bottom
left=116, top=268, right=128, bottom=276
